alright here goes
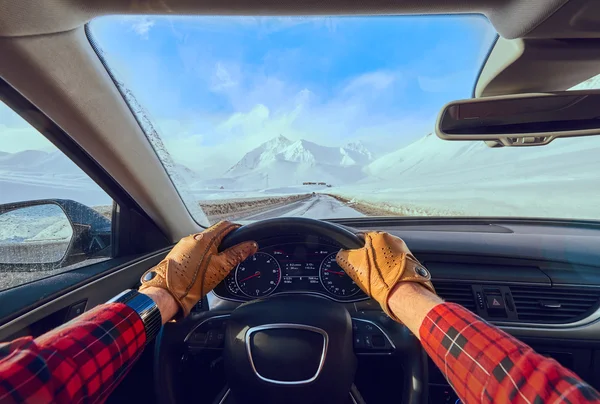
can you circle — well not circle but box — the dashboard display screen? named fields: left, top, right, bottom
left=214, top=238, right=366, bottom=302
left=275, top=245, right=330, bottom=286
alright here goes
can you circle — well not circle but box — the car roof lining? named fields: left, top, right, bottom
left=0, top=0, right=573, bottom=40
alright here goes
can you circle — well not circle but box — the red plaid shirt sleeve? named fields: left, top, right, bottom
left=420, top=302, right=600, bottom=403
left=0, top=302, right=146, bottom=404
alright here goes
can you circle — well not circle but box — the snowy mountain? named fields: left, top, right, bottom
left=225, top=135, right=293, bottom=176
left=365, top=133, right=489, bottom=179
left=217, top=136, right=374, bottom=189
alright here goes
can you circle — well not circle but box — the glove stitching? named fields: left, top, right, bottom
left=183, top=223, right=238, bottom=298
left=199, top=255, right=214, bottom=297
left=367, top=234, right=389, bottom=289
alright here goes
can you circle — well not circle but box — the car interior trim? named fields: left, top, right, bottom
left=213, top=289, right=370, bottom=304
left=84, top=24, right=210, bottom=231
left=432, top=278, right=550, bottom=287
left=472, top=34, right=500, bottom=98
left=0, top=248, right=170, bottom=340
left=218, top=389, right=230, bottom=404
left=215, top=387, right=362, bottom=403
left=245, top=323, right=329, bottom=385
left=492, top=305, right=600, bottom=329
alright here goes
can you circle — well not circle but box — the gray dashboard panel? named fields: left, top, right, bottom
left=330, top=218, right=600, bottom=341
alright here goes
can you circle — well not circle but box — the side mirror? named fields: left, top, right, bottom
left=436, top=90, right=600, bottom=147
left=0, top=200, right=111, bottom=271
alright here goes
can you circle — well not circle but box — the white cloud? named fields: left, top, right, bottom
left=130, top=17, right=155, bottom=39
left=342, top=71, right=398, bottom=95
left=210, top=62, right=238, bottom=91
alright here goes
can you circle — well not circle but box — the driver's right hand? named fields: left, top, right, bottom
left=336, top=231, right=436, bottom=322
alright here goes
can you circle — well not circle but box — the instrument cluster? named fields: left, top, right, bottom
left=213, top=237, right=367, bottom=302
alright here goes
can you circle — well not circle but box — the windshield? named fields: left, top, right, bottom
left=87, top=16, right=600, bottom=225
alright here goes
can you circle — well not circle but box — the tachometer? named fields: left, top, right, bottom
left=235, top=252, right=281, bottom=297
left=319, top=252, right=360, bottom=297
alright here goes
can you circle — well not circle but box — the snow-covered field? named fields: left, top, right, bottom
left=330, top=134, right=600, bottom=219
left=0, top=150, right=113, bottom=206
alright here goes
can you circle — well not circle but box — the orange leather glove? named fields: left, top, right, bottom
left=139, top=221, right=257, bottom=318
left=336, top=231, right=435, bottom=322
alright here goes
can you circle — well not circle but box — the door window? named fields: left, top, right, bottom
left=0, top=101, right=113, bottom=290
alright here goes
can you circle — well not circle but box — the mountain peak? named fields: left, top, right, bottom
left=346, top=140, right=365, bottom=148
left=264, top=135, right=292, bottom=148
left=341, top=140, right=373, bottom=164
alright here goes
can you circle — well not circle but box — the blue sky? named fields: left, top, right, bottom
left=85, top=15, right=495, bottom=176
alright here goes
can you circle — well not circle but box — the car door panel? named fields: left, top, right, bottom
left=0, top=248, right=170, bottom=341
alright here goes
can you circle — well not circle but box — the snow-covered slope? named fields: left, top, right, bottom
left=336, top=132, right=600, bottom=219
left=365, top=134, right=489, bottom=178
left=0, top=150, right=112, bottom=206
left=366, top=132, right=600, bottom=181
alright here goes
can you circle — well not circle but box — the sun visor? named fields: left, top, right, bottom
left=475, top=37, right=600, bottom=97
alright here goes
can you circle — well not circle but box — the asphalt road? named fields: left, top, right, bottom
left=240, top=194, right=364, bottom=220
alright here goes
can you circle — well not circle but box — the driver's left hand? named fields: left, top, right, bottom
left=139, top=221, right=258, bottom=318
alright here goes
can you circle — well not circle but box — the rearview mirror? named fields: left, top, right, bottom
left=436, top=90, right=600, bottom=147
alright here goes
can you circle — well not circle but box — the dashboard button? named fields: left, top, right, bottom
left=206, top=330, right=220, bottom=347
left=191, top=332, right=207, bottom=345
left=486, top=295, right=505, bottom=310
left=372, top=335, right=385, bottom=348
left=364, top=335, right=372, bottom=348
left=354, top=335, right=365, bottom=349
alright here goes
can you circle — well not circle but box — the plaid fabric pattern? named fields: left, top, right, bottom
left=421, top=303, right=600, bottom=403
left=0, top=303, right=146, bottom=404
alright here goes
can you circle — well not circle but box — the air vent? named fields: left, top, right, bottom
left=434, top=281, right=476, bottom=312
left=510, top=286, right=600, bottom=324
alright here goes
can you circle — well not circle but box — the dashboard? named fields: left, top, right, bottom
left=213, top=236, right=367, bottom=302
left=203, top=219, right=600, bottom=400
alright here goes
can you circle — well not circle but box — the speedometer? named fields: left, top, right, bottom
left=319, top=252, right=360, bottom=297
left=235, top=252, right=281, bottom=297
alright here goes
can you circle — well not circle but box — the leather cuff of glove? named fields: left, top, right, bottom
left=139, top=262, right=190, bottom=320
left=382, top=257, right=436, bottom=323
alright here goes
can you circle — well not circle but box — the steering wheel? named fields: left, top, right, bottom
left=154, top=218, right=428, bottom=404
